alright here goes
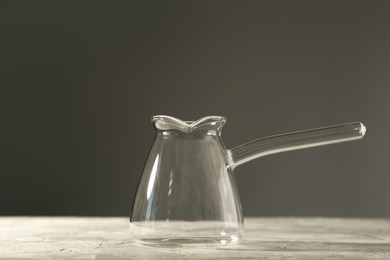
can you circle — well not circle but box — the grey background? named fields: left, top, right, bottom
left=1, top=1, right=389, bottom=217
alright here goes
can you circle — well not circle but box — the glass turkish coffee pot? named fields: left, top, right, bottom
left=130, top=115, right=366, bottom=247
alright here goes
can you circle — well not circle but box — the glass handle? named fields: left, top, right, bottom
left=230, top=122, right=366, bottom=168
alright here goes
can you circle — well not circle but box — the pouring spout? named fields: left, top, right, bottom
left=230, top=122, right=366, bottom=168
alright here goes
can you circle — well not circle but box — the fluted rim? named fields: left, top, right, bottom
left=151, top=115, right=226, bottom=132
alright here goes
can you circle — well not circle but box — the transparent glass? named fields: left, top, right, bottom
left=130, top=116, right=366, bottom=247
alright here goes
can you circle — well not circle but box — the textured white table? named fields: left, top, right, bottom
left=1, top=217, right=389, bottom=259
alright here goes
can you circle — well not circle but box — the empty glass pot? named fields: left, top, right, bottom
left=130, top=115, right=366, bottom=247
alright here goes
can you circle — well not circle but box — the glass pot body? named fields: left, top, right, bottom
left=130, top=116, right=243, bottom=247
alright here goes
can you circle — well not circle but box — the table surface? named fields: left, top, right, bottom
left=1, top=217, right=389, bottom=259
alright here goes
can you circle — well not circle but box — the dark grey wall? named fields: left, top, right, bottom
left=1, top=1, right=389, bottom=217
